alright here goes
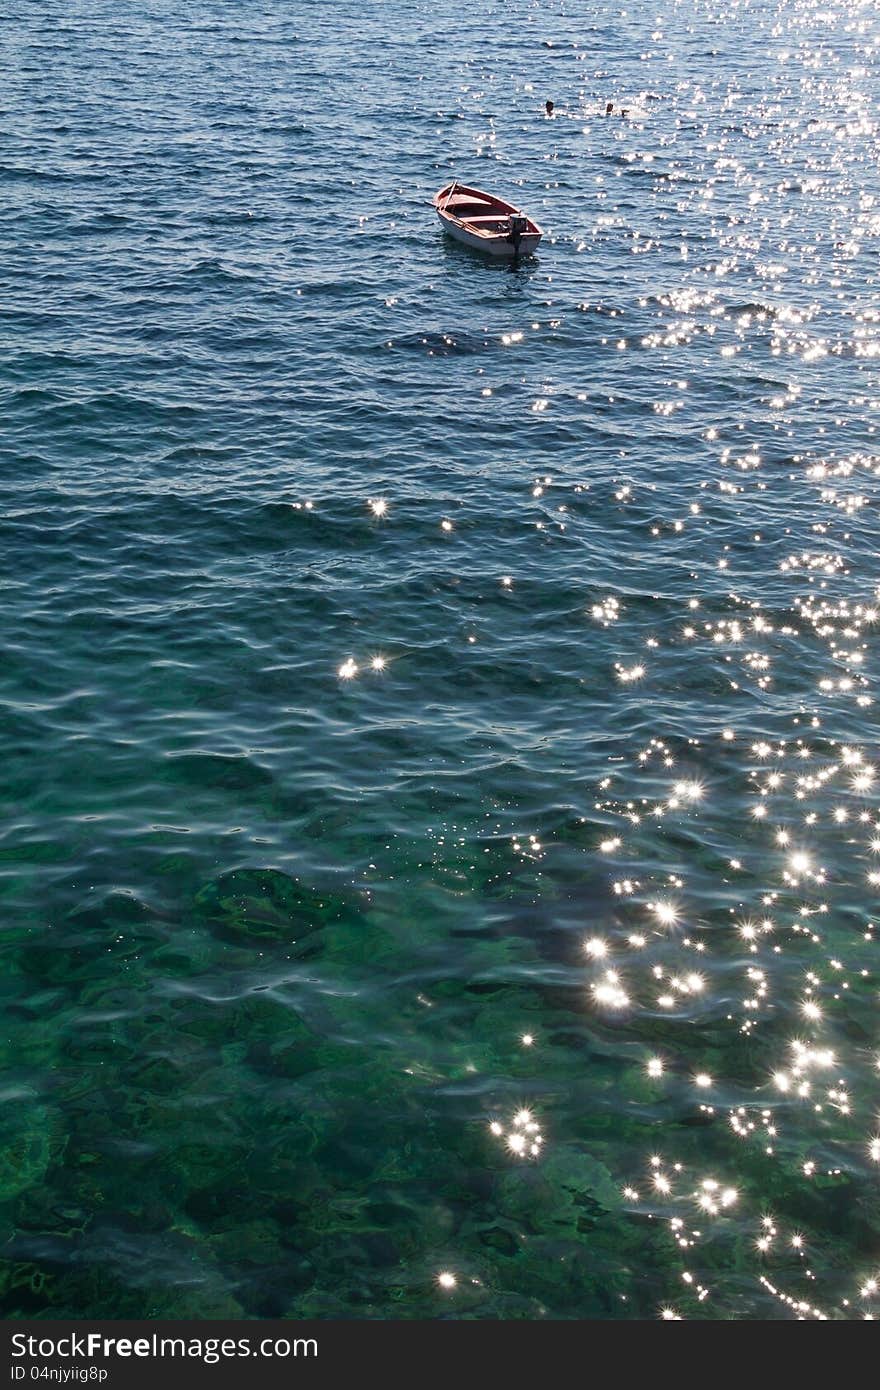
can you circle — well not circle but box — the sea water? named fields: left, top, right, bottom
left=1, top=0, right=879, bottom=1319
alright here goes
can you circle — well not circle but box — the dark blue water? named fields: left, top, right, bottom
left=1, top=0, right=879, bottom=1319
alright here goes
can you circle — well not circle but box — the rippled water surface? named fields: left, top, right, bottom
left=2, top=0, right=880, bottom=1320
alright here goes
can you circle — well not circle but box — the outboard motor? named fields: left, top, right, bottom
left=507, top=214, right=528, bottom=253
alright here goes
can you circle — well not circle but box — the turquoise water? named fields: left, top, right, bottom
left=2, top=0, right=879, bottom=1319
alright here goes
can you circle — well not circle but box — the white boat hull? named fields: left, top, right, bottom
left=436, top=211, right=541, bottom=258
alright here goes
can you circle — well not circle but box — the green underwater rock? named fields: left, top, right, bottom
left=193, top=867, right=364, bottom=946
left=0, top=1091, right=58, bottom=1202
left=497, top=1147, right=621, bottom=1239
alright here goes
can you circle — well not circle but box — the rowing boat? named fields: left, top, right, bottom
left=433, top=182, right=542, bottom=258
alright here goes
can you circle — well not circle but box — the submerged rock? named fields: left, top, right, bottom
left=0, top=1091, right=58, bottom=1201
left=193, top=867, right=362, bottom=946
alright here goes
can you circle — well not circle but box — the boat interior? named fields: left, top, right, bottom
left=463, top=214, right=514, bottom=230
left=444, top=198, right=497, bottom=219
left=443, top=198, right=523, bottom=232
